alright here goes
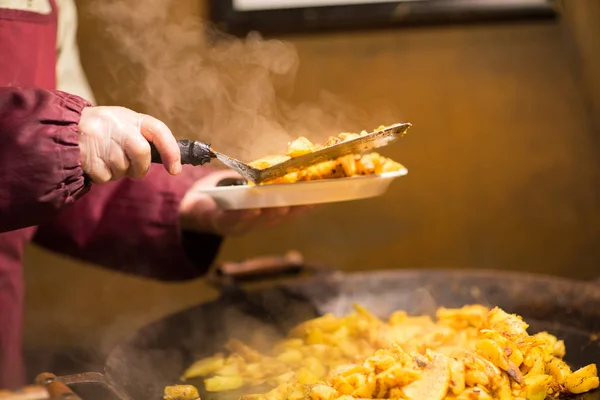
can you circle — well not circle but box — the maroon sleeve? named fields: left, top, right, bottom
left=0, top=87, right=92, bottom=233
left=32, top=165, right=224, bottom=281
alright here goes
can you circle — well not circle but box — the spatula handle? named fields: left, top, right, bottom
left=150, top=140, right=216, bottom=167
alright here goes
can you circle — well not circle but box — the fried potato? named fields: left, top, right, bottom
left=286, top=137, right=317, bottom=158
left=182, top=355, right=225, bottom=380
left=248, top=155, right=291, bottom=170
left=204, top=376, right=245, bottom=392
left=170, top=305, right=599, bottom=400
left=475, top=339, right=523, bottom=384
left=402, top=353, right=450, bottom=400
left=247, top=127, right=405, bottom=185
left=164, top=385, right=200, bottom=400
left=565, top=364, right=599, bottom=394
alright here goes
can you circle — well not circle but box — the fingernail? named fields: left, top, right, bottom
left=172, top=162, right=182, bottom=175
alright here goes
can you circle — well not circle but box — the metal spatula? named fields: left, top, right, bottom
left=150, top=122, right=411, bottom=184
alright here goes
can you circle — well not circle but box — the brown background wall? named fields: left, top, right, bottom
left=22, top=0, right=600, bottom=374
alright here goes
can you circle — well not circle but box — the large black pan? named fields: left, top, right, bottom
left=53, top=261, right=600, bottom=400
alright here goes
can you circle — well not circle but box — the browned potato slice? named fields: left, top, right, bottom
left=565, top=364, right=600, bottom=394
left=475, top=339, right=523, bottom=384
left=249, top=155, right=291, bottom=170
left=182, top=355, right=225, bottom=380
left=524, top=374, right=552, bottom=400
left=204, top=376, right=244, bottom=392
left=164, top=385, right=200, bottom=400
left=402, top=354, right=450, bottom=400
left=338, top=133, right=360, bottom=141
left=338, top=155, right=356, bottom=177
left=323, top=136, right=342, bottom=147
left=286, top=137, right=316, bottom=158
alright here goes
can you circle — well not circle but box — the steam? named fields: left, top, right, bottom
left=69, top=0, right=403, bottom=377
left=87, top=0, right=374, bottom=162
left=317, top=283, right=439, bottom=319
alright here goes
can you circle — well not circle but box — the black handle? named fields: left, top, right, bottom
left=150, top=139, right=216, bottom=167
left=206, top=251, right=334, bottom=290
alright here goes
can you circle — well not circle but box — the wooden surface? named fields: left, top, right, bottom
left=22, top=0, right=600, bottom=376
left=559, top=0, right=600, bottom=132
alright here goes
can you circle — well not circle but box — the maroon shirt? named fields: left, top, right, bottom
left=0, top=1, right=221, bottom=388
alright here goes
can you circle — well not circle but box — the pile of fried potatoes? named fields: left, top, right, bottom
left=246, top=126, right=405, bottom=185
left=165, top=304, right=599, bottom=400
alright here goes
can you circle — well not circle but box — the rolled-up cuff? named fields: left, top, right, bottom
left=0, top=88, right=93, bottom=232
left=44, top=91, right=93, bottom=206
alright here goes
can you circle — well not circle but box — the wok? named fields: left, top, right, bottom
left=43, top=257, right=600, bottom=400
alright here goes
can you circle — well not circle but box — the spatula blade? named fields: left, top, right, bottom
left=215, top=153, right=262, bottom=183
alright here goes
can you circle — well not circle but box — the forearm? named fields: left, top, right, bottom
left=0, top=87, right=92, bottom=233
left=33, top=166, right=223, bottom=281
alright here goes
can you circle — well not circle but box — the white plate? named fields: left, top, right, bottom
left=195, top=169, right=408, bottom=210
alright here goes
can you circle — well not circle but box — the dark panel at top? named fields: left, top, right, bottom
left=208, top=0, right=559, bottom=37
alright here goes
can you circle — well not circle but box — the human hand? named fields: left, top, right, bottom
left=179, top=170, right=314, bottom=236
left=78, top=106, right=182, bottom=183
